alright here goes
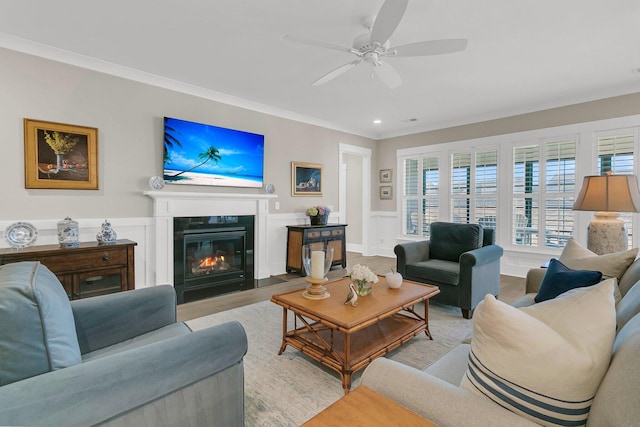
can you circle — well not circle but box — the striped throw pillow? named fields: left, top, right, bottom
left=460, top=279, right=616, bottom=426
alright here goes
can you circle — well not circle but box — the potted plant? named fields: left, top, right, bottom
left=306, top=206, right=331, bottom=225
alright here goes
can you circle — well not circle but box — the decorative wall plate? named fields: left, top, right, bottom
left=149, top=176, right=165, bottom=190
left=265, top=183, right=275, bottom=194
left=5, top=222, right=38, bottom=249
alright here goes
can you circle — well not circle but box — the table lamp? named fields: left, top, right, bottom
left=572, top=172, right=640, bottom=254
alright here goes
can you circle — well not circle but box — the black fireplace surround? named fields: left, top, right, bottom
left=174, top=215, right=255, bottom=304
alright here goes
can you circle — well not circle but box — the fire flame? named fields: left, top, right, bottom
left=199, top=256, right=224, bottom=268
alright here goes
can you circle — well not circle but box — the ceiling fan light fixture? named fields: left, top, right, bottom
left=285, top=0, right=467, bottom=88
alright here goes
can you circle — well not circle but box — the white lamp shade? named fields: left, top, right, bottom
left=573, top=174, right=640, bottom=213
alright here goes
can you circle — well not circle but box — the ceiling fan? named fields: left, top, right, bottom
left=284, top=0, right=467, bottom=89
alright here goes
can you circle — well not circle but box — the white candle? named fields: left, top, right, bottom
left=311, top=250, right=325, bottom=279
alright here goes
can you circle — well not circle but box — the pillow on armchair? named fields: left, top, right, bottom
left=0, top=262, right=82, bottom=386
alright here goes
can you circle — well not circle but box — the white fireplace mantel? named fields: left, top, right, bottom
left=144, top=191, right=277, bottom=285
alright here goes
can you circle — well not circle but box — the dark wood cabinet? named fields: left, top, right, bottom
left=286, top=224, right=347, bottom=275
left=0, top=239, right=136, bottom=299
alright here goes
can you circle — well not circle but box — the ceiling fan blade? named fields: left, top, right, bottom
left=283, top=34, right=352, bottom=54
left=374, top=61, right=402, bottom=89
left=312, top=59, right=362, bottom=86
left=370, top=0, right=409, bottom=46
left=393, top=39, right=468, bottom=57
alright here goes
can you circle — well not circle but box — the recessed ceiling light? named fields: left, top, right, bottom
left=373, top=119, right=382, bottom=124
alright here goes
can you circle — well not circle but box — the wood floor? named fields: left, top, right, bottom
left=176, top=252, right=526, bottom=322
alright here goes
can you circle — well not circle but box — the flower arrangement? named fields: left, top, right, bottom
left=306, top=206, right=331, bottom=217
left=347, top=264, right=379, bottom=296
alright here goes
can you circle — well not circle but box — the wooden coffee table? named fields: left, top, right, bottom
left=301, top=385, right=437, bottom=426
left=271, top=276, right=439, bottom=394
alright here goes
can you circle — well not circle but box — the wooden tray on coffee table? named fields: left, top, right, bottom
left=271, top=276, right=439, bottom=394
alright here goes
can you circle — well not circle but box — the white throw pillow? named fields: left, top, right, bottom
left=460, top=279, right=616, bottom=427
left=560, top=238, right=637, bottom=280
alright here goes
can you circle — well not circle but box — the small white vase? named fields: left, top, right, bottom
left=57, top=217, right=79, bottom=248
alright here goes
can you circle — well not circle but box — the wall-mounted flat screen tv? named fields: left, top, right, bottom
left=163, top=117, right=264, bottom=188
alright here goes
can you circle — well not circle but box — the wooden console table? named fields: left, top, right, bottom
left=0, top=239, right=136, bottom=300
left=286, top=224, right=347, bottom=275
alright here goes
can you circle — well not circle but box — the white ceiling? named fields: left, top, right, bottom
left=1, top=0, right=640, bottom=139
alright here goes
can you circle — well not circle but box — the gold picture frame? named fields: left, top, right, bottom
left=292, top=161, right=322, bottom=196
left=24, top=118, right=99, bottom=190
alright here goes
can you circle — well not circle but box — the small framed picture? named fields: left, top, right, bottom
left=379, top=169, right=392, bottom=183
left=292, top=161, right=322, bottom=196
left=24, top=118, right=99, bottom=190
left=379, top=185, right=393, bottom=200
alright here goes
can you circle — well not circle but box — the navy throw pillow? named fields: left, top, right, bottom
left=535, top=259, right=602, bottom=303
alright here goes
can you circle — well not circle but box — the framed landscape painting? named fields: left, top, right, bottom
left=24, top=118, right=98, bottom=190
left=292, top=161, right=322, bottom=196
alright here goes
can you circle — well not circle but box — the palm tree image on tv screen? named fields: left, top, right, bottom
left=163, top=117, right=264, bottom=188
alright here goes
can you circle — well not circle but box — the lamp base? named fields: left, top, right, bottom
left=301, top=277, right=330, bottom=300
left=587, top=211, right=627, bottom=255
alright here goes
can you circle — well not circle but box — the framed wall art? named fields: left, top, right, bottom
left=379, top=185, right=393, bottom=200
left=24, top=118, right=98, bottom=190
left=292, top=161, right=322, bottom=196
left=379, top=169, right=392, bottom=183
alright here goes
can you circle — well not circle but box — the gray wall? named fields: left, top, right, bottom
left=3, top=46, right=640, bottom=222
left=0, top=47, right=374, bottom=221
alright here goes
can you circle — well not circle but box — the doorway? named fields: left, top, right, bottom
left=339, top=144, right=372, bottom=255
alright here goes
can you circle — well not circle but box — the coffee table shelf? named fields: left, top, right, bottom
left=271, top=276, right=439, bottom=393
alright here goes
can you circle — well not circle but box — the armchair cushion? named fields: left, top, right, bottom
left=430, top=222, right=483, bottom=262
left=461, top=279, right=616, bottom=426
left=406, top=259, right=460, bottom=286
left=0, top=262, right=81, bottom=386
left=82, top=323, right=191, bottom=362
left=361, top=358, right=536, bottom=427
left=534, top=258, right=602, bottom=303
left=72, top=285, right=177, bottom=354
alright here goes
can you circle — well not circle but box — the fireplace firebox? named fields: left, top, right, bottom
left=174, top=215, right=254, bottom=303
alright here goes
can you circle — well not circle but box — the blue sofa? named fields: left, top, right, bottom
left=0, top=261, right=247, bottom=426
left=361, top=257, right=640, bottom=426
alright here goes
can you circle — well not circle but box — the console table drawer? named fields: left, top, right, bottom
left=67, top=249, right=127, bottom=270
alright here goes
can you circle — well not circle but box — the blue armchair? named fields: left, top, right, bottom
left=0, top=261, right=247, bottom=426
left=394, top=222, right=503, bottom=318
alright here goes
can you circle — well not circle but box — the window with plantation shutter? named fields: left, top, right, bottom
left=451, top=152, right=471, bottom=223
left=397, top=116, right=640, bottom=253
left=597, top=130, right=636, bottom=248
left=403, top=156, right=439, bottom=237
left=513, top=145, right=539, bottom=246
left=544, top=140, right=576, bottom=248
left=513, top=139, right=576, bottom=248
left=475, top=150, right=498, bottom=230
left=451, top=149, right=499, bottom=227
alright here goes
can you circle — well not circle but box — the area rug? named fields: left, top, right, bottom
left=186, top=298, right=472, bottom=426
